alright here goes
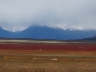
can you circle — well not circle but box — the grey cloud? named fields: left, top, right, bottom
left=0, top=0, right=96, bottom=31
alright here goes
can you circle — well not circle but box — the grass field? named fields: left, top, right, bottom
left=0, top=40, right=96, bottom=72
left=0, top=39, right=85, bottom=44
left=0, top=50, right=96, bottom=72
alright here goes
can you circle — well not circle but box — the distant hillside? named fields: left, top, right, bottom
left=0, top=27, right=14, bottom=38
left=82, top=35, right=96, bottom=41
left=0, top=25, right=96, bottom=40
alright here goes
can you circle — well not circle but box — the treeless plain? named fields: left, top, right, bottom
left=0, top=40, right=96, bottom=72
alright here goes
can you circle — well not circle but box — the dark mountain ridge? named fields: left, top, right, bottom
left=82, top=35, right=96, bottom=41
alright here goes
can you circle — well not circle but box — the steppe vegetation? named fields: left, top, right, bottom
left=0, top=50, right=96, bottom=72
left=0, top=40, right=96, bottom=72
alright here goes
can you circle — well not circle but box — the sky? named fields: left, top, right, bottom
left=0, top=0, right=96, bottom=32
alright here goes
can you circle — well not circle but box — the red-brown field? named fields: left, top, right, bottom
left=0, top=43, right=96, bottom=51
left=0, top=40, right=96, bottom=72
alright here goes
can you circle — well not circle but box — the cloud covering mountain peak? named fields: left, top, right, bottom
left=0, top=0, right=96, bottom=31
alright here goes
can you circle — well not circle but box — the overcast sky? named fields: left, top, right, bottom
left=0, top=0, right=96, bottom=32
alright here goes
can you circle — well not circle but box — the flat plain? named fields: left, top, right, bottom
left=0, top=40, right=96, bottom=72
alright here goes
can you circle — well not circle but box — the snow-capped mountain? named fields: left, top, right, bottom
left=0, top=25, right=96, bottom=40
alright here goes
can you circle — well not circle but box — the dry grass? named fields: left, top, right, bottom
left=0, top=39, right=85, bottom=44
left=0, top=50, right=96, bottom=72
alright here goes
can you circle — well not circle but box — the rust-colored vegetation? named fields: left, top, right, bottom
left=0, top=43, right=96, bottom=72
left=0, top=43, right=96, bottom=51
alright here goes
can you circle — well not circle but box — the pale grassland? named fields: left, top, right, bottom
left=0, top=39, right=85, bottom=44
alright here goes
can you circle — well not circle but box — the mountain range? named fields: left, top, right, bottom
left=0, top=25, right=96, bottom=40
